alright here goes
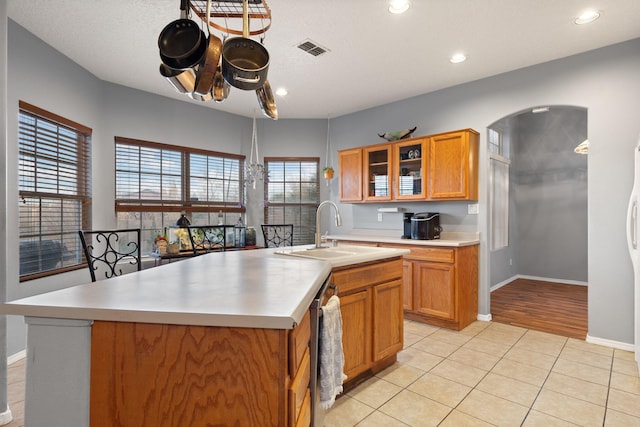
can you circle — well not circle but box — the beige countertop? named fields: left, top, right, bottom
left=1, top=245, right=407, bottom=330
left=326, top=230, right=480, bottom=247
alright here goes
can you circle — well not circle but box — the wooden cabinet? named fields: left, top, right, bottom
left=338, top=129, right=478, bottom=202
left=363, top=144, right=392, bottom=201
left=394, top=138, right=428, bottom=200
left=331, top=258, right=403, bottom=387
left=334, top=240, right=479, bottom=331
left=91, top=311, right=313, bottom=427
left=428, top=129, right=479, bottom=200
left=338, top=147, right=363, bottom=202
left=401, top=245, right=479, bottom=330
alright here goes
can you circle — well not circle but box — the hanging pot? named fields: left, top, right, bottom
left=158, top=0, right=207, bottom=71
left=221, top=0, right=269, bottom=90
left=194, top=0, right=222, bottom=97
left=213, top=64, right=230, bottom=102
left=256, top=80, right=278, bottom=120
left=159, top=63, right=196, bottom=93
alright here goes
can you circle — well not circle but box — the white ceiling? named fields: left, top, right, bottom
left=7, top=0, right=640, bottom=119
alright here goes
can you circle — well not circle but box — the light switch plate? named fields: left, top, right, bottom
left=377, top=212, right=383, bottom=222
left=468, top=203, right=479, bottom=214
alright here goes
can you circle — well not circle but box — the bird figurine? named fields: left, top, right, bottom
left=378, top=126, right=417, bottom=141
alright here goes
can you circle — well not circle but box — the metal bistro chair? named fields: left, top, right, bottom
left=261, top=224, right=294, bottom=248
left=78, top=228, right=141, bottom=282
left=187, top=225, right=226, bottom=255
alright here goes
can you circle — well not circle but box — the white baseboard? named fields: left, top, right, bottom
left=490, top=274, right=588, bottom=292
left=0, top=407, right=13, bottom=424
left=477, top=313, right=492, bottom=321
left=7, top=350, right=26, bottom=365
left=586, top=334, right=635, bottom=352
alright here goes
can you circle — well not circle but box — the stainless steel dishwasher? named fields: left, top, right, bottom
left=309, top=274, right=336, bottom=427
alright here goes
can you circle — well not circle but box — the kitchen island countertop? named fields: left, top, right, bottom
left=1, top=245, right=408, bottom=330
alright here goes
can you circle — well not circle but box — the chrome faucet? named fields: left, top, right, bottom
left=316, top=200, right=342, bottom=248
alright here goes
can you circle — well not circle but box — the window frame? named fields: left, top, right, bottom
left=18, top=101, right=93, bottom=281
left=114, top=137, right=246, bottom=250
left=263, top=157, right=320, bottom=245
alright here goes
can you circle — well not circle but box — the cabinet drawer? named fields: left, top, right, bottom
left=294, top=388, right=311, bottom=427
left=332, top=259, right=403, bottom=294
left=289, top=348, right=310, bottom=427
left=405, top=247, right=454, bottom=263
left=289, top=310, right=310, bottom=376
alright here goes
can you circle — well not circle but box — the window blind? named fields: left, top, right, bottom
left=18, top=101, right=92, bottom=280
left=115, top=137, right=245, bottom=251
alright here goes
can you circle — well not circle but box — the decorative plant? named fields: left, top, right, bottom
left=323, top=166, right=335, bottom=179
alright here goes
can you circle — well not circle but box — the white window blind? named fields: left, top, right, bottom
left=115, top=137, right=245, bottom=251
left=18, top=101, right=92, bottom=280
left=264, top=158, right=320, bottom=245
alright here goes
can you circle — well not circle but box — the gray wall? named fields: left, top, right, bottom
left=3, top=17, right=640, bottom=354
left=327, top=39, right=640, bottom=344
left=1, top=1, right=10, bottom=419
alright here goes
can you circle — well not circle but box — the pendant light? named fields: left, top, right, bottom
left=245, top=114, right=266, bottom=189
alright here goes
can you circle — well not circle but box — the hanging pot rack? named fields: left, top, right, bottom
left=189, top=0, right=272, bottom=37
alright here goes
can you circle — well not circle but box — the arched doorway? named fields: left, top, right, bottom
left=487, top=105, right=588, bottom=338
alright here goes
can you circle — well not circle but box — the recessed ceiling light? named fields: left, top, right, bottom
left=449, top=53, right=467, bottom=64
left=532, top=106, right=549, bottom=113
left=575, top=9, right=601, bottom=25
left=389, top=0, right=410, bottom=14
left=275, top=87, right=288, bottom=97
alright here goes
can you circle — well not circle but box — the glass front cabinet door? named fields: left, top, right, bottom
left=364, top=144, right=392, bottom=201
left=394, top=138, right=427, bottom=200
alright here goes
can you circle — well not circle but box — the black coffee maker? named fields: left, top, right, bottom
left=401, top=212, right=413, bottom=239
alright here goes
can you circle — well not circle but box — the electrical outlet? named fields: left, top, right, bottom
left=468, top=203, right=479, bottom=215
left=377, top=212, right=383, bottom=222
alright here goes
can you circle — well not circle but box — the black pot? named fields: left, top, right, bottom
left=221, top=37, right=269, bottom=90
left=158, top=19, right=207, bottom=70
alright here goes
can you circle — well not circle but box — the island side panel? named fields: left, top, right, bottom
left=90, top=321, right=288, bottom=426
left=24, top=317, right=92, bottom=427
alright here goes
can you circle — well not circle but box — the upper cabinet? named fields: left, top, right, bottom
left=394, top=138, right=428, bottom=200
left=338, top=129, right=478, bottom=203
left=363, top=144, right=392, bottom=201
left=338, top=147, right=363, bottom=202
left=428, top=129, right=479, bottom=200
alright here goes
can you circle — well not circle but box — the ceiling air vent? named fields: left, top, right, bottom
left=297, top=39, right=329, bottom=57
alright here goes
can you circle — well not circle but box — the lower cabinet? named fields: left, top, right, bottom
left=334, top=240, right=479, bottom=331
left=401, top=245, right=478, bottom=330
left=331, top=258, right=404, bottom=386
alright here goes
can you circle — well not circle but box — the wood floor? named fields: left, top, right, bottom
left=491, top=278, right=588, bottom=340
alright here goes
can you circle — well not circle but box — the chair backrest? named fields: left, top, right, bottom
left=187, top=226, right=226, bottom=255
left=261, top=224, right=294, bottom=248
left=78, top=229, right=141, bottom=282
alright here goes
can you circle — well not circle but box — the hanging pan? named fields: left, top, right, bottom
left=158, top=0, right=207, bottom=70
left=221, top=0, right=270, bottom=90
left=194, top=0, right=223, bottom=97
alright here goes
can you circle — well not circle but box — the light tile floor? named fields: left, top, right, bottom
left=325, top=320, right=640, bottom=426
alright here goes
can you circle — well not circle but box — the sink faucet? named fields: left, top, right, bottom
left=316, top=200, right=342, bottom=248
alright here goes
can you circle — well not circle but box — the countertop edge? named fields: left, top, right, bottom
left=326, top=234, right=480, bottom=247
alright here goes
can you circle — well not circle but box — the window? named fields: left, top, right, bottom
left=264, top=158, right=320, bottom=245
left=18, top=101, right=92, bottom=280
left=115, top=137, right=244, bottom=252
left=488, top=127, right=510, bottom=251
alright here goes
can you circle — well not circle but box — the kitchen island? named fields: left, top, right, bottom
left=1, top=245, right=407, bottom=427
